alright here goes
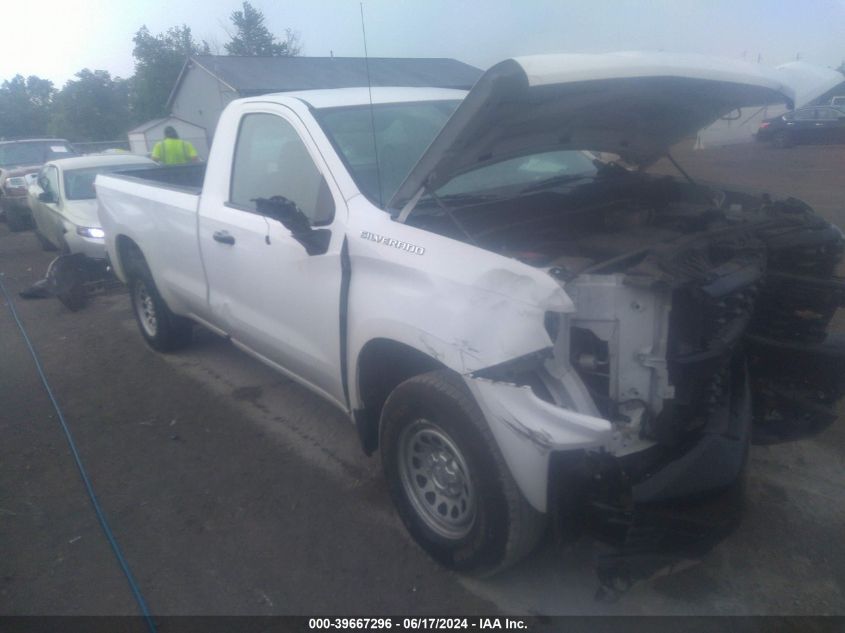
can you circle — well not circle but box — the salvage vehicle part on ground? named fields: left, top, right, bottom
left=97, top=53, right=845, bottom=574
left=44, top=253, right=119, bottom=312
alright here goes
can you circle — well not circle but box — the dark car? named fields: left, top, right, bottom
left=0, top=139, right=77, bottom=231
left=756, top=105, right=845, bottom=148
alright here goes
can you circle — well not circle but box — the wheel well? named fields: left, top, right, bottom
left=354, top=338, right=446, bottom=455
left=115, top=235, right=147, bottom=277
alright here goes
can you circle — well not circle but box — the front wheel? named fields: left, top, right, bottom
left=35, top=230, right=58, bottom=251
left=380, top=370, right=545, bottom=575
left=128, top=267, right=192, bottom=352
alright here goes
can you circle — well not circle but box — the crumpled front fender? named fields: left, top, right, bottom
left=347, top=205, right=577, bottom=410
left=464, top=376, right=613, bottom=512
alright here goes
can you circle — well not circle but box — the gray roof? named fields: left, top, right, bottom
left=182, top=55, right=482, bottom=97
left=127, top=117, right=169, bottom=134
left=128, top=115, right=205, bottom=134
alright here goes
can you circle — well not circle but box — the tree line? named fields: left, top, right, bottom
left=0, top=2, right=301, bottom=143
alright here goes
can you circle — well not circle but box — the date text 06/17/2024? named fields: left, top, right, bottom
left=307, top=617, right=529, bottom=630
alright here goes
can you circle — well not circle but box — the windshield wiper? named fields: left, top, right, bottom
left=519, top=173, right=595, bottom=194
left=417, top=191, right=501, bottom=207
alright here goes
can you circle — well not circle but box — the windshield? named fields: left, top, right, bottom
left=435, top=151, right=599, bottom=198
left=0, top=141, right=73, bottom=168
left=316, top=100, right=461, bottom=206
left=64, top=162, right=151, bottom=200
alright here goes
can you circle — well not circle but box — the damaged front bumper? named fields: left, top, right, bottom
left=555, top=353, right=752, bottom=509
left=463, top=195, right=843, bottom=518
left=465, top=348, right=753, bottom=514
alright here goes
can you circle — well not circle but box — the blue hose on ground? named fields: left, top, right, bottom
left=0, top=276, right=156, bottom=632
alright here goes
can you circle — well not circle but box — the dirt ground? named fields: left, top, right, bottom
left=1, top=142, right=843, bottom=617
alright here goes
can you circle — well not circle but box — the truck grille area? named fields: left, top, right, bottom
left=645, top=237, right=765, bottom=445
left=653, top=286, right=756, bottom=444
left=749, top=218, right=844, bottom=344
left=745, top=216, right=845, bottom=442
left=626, top=202, right=845, bottom=447
left=750, top=272, right=845, bottom=343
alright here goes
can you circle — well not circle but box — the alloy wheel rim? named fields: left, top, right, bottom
left=134, top=281, right=158, bottom=337
left=398, top=420, right=476, bottom=539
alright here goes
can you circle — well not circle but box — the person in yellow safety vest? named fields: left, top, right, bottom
left=151, top=126, right=199, bottom=165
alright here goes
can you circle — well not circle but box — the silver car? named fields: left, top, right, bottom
left=28, top=154, right=155, bottom=258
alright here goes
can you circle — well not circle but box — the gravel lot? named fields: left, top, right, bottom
left=1, top=142, right=843, bottom=617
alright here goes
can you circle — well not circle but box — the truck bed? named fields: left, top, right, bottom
left=96, top=163, right=207, bottom=315
left=108, top=162, right=206, bottom=195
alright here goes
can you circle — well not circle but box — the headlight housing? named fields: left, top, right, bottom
left=77, top=226, right=105, bottom=239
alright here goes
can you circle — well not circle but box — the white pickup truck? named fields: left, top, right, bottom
left=98, top=53, right=845, bottom=574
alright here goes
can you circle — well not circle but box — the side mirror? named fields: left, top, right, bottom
left=254, top=195, right=330, bottom=256
left=38, top=191, right=55, bottom=203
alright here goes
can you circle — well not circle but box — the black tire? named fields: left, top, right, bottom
left=772, top=131, right=792, bottom=149
left=46, top=254, right=87, bottom=311
left=380, top=369, right=546, bottom=575
left=127, top=260, right=192, bottom=352
left=6, top=205, right=31, bottom=232
left=35, top=230, right=58, bottom=251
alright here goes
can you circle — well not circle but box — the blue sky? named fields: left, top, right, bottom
left=1, top=0, right=843, bottom=86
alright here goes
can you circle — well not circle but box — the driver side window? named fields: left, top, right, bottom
left=37, top=167, right=49, bottom=191
left=39, top=166, right=60, bottom=199
left=229, top=113, right=334, bottom=225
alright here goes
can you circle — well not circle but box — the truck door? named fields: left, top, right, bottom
left=198, top=106, right=347, bottom=409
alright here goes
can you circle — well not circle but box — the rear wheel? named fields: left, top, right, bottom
left=380, top=370, right=545, bottom=575
left=128, top=262, right=192, bottom=352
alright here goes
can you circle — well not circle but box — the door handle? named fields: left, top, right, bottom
left=213, top=230, right=235, bottom=245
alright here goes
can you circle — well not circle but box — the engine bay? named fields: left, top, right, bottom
left=409, top=169, right=845, bottom=446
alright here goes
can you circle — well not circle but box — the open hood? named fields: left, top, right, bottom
left=392, top=52, right=801, bottom=219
